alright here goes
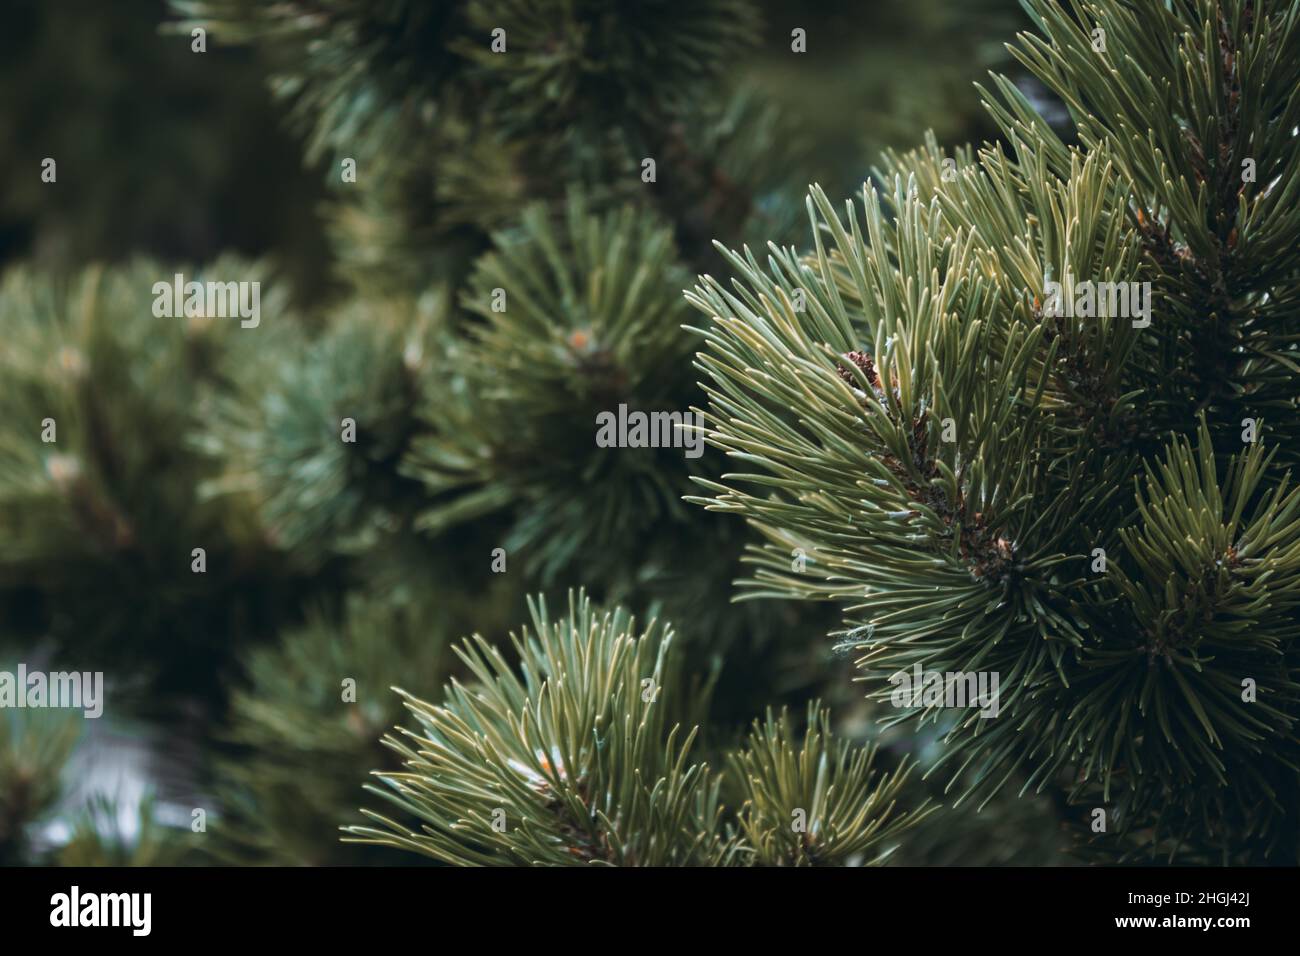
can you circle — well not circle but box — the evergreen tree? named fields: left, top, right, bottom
left=3, top=0, right=1291, bottom=868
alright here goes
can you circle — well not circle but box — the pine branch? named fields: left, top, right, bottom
left=686, top=0, right=1300, bottom=860
left=344, top=591, right=731, bottom=866
left=730, top=703, right=930, bottom=866
left=344, top=592, right=930, bottom=865
left=405, top=194, right=701, bottom=584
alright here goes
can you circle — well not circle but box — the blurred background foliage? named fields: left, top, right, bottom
left=0, top=0, right=1071, bottom=865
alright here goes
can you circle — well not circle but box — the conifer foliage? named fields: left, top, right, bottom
left=2, top=0, right=1295, bottom=869
left=344, top=591, right=925, bottom=866
left=689, top=0, right=1300, bottom=863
